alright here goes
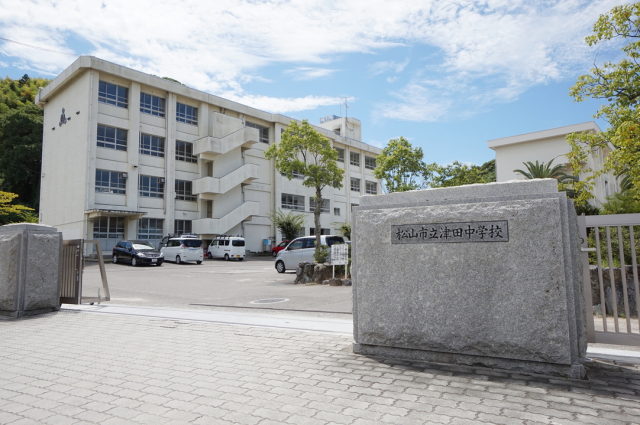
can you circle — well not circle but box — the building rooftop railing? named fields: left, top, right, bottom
left=320, top=115, right=341, bottom=124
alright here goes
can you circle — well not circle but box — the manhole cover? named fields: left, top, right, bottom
left=250, top=298, right=289, bottom=304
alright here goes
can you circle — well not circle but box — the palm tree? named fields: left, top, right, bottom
left=513, top=159, right=570, bottom=180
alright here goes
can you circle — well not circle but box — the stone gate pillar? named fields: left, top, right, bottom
left=352, top=179, right=587, bottom=379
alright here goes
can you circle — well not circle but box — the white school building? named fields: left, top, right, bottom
left=35, top=56, right=382, bottom=253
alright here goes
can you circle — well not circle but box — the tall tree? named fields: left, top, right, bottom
left=567, top=2, right=640, bottom=205
left=0, top=191, right=37, bottom=225
left=373, top=137, right=429, bottom=192
left=0, top=103, right=45, bottom=209
left=430, top=159, right=496, bottom=188
left=265, top=120, right=344, bottom=257
left=267, top=210, right=305, bottom=241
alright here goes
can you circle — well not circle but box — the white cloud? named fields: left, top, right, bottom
left=284, top=67, right=339, bottom=80
left=0, top=0, right=625, bottom=117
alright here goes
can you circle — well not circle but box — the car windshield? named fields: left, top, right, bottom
left=132, top=243, right=155, bottom=250
left=278, top=241, right=288, bottom=247
left=182, top=239, right=202, bottom=248
left=232, top=240, right=245, bottom=247
left=325, top=236, right=345, bottom=247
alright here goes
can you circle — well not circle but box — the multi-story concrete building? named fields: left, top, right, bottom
left=488, top=122, right=618, bottom=207
left=35, top=56, right=381, bottom=253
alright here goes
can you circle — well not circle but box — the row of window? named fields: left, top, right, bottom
left=93, top=217, right=191, bottom=240
left=280, top=194, right=363, bottom=216
left=334, top=148, right=376, bottom=169
left=95, top=170, right=196, bottom=200
left=99, top=81, right=270, bottom=142
left=350, top=178, right=377, bottom=194
left=97, top=124, right=198, bottom=162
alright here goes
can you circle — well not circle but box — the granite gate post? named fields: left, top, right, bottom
left=352, top=180, right=587, bottom=379
left=0, top=223, right=63, bottom=318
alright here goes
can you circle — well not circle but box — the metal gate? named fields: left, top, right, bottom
left=578, top=214, right=640, bottom=346
left=60, top=239, right=110, bottom=305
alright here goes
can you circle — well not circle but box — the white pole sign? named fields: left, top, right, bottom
left=331, top=244, right=349, bottom=265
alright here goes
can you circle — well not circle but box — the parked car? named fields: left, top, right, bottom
left=208, top=235, right=246, bottom=261
left=271, top=240, right=290, bottom=257
left=274, top=235, right=345, bottom=273
left=157, top=233, right=198, bottom=250
left=112, top=240, right=164, bottom=266
left=160, top=237, right=204, bottom=264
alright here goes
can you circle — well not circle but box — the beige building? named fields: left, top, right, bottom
left=35, top=56, right=381, bottom=253
left=488, top=122, right=618, bottom=206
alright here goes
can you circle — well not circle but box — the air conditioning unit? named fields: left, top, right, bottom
left=120, top=172, right=128, bottom=179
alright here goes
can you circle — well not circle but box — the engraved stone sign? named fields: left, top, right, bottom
left=392, top=220, right=508, bottom=244
left=331, top=243, right=348, bottom=265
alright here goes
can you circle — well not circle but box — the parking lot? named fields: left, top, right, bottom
left=81, top=256, right=353, bottom=315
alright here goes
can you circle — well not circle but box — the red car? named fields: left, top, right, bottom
left=271, top=240, right=290, bottom=257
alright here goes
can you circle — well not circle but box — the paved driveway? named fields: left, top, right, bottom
left=81, top=256, right=352, bottom=314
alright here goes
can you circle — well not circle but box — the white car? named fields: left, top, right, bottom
left=208, top=236, right=246, bottom=261
left=274, top=235, right=345, bottom=273
left=160, top=237, right=204, bottom=264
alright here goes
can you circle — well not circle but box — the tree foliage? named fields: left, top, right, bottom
left=0, top=191, right=38, bottom=225
left=429, top=159, right=496, bottom=188
left=373, top=137, right=428, bottom=192
left=267, top=209, right=305, bottom=242
left=567, top=2, right=640, bottom=205
left=0, top=103, right=45, bottom=208
left=265, top=120, right=344, bottom=256
left=513, top=159, right=570, bottom=180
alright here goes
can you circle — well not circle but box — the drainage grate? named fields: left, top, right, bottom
left=250, top=298, right=289, bottom=304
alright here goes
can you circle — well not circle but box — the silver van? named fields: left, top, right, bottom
left=160, top=237, right=204, bottom=264
left=208, top=236, right=246, bottom=261
left=274, top=235, right=345, bottom=273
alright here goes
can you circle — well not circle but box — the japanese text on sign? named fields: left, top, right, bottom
left=391, top=220, right=509, bottom=244
left=331, top=243, right=349, bottom=265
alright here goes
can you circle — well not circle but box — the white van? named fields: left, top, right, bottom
left=208, top=236, right=246, bottom=261
left=160, top=237, right=204, bottom=264
left=274, top=235, right=345, bottom=273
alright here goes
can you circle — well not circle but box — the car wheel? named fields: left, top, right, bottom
left=113, top=255, right=118, bottom=264
left=196, top=261, right=202, bottom=265
left=131, top=257, right=138, bottom=267
left=272, top=251, right=277, bottom=257
left=238, top=258, right=244, bottom=262
left=157, top=262, right=163, bottom=266
left=176, top=256, right=182, bottom=265
left=276, top=260, right=286, bottom=273
left=207, top=252, right=212, bottom=259
left=224, top=254, right=229, bottom=261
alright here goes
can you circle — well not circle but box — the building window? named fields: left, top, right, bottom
left=335, top=147, right=344, bottom=162
left=365, top=181, right=378, bottom=195
left=334, top=207, right=340, bottom=216
left=139, top=133, right=165, bottom=157
left=334, top=128, right=341, bottom=135
left=605, top=180, right=610, bottom=197
left=297, top=228, right=305, bottom=238
left=93, top=217, right=124, bottom=239
left=351, top=178, right=361, bottom=192
left=97, top=125, right=127, bottom=151
left=139, top=175, right=164, bottom=198
left=351, top=203, right=359, bottom=212
left=365, top=156, right=376, bottom=170
left=176, top=103, right=198, bottom=125
left=140, top=93, right=165, bottom=117
left=310, top=228, right=331, bottom=236
left=281, top=170, right=304, bottom=180
left=95, top=170, right=126, bottom=194
left=246, top=122, right=269, bottom=144
left=98, top=81, right=128, bottom=108
left=175, top=180, right=196, bottom=201
left=350, top=151, right=360, bottom=166
left=309, top=198, right=330, bottom=213
left=176, top=141, right=197, bottom=163
left=138, top=218, right=164, bottom=241
left=281, top=193, right=305, bottom=211
left=175, top=220, right=192, bottom=235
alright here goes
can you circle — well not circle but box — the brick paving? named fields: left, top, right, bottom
left=1, top=310, right=639, bottom=424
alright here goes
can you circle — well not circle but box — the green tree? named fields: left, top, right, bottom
left=513, top=159, right=570, bottom=180
left=373, top=137, right=429, bottom=192
left=265, top=120, right=344, bottom=257
left=0, top=103, right=44, bottom=209
left=267, top=209, right=305, bottom=241
left=0, top=74, right=51, bottom=114
left=430, top=159, right=496, bottom=188
left=334, top=221, right=351, bottom=240
left=567, top=2, right=640, bottom=205
left=0, top=191, right=37, bottom=225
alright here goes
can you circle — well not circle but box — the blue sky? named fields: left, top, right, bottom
left=0, top=0, right=624, bottom=166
